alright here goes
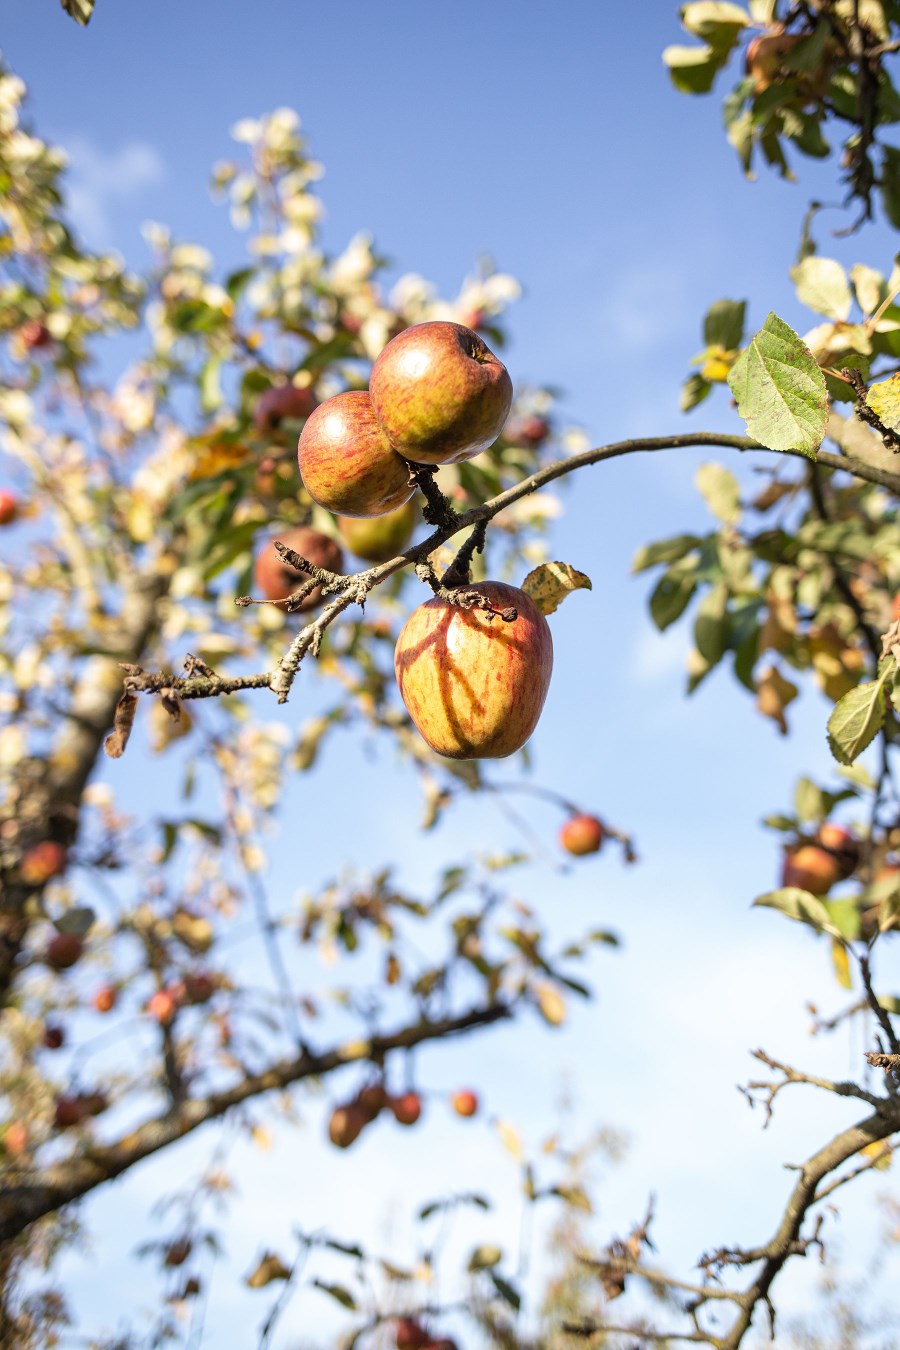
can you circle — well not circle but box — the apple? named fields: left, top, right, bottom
left=298, top=390, right=414, bottom=517
left=781, top=844, right=840, bottom=895
left=54, top=1096, right=86, bottom=1129
left=21, top=841, right=68, bottom=885
left=745, top=31, right=801, bottom=93
left=44, top=932, right=83, bottom=971
left=328, top=1102, right=369, bottom=1148
left=254, top=526, right=344, bottom=613
left=504, top=414, right=550, bottom=449
left=147, top=986, right=182, bottom=1024
left=253, top=383, right=317, bottom=434
left=0, top=491, right=18, bottom=525
left=183, top=971, right=217, bottom=1004
left=394, top=581, right=553, bottom=760
left=163, top=1238, right=192, bottom=1268
left=450, top=1089, right=478, bottom=1118
left=3, top=1122, right=28, bottom=1157
left=20, top=319, right=52, bottom=351
left=395, top=1320, right=429, bottom=1350
left=369, top=321, right=513, bottom=465
left=559, top=814, right=605, bottom=857
left=815, top=823, right=859, bottom=881
left=337, top=500, right=417, bottom=564
left=93, top=985, right=117, bottom=1014
left=355, top=1082, right=388, bottom=1121
left=43, top=1024, right=65, bottom=1050
left=390, top=1091, right=422, bottom=1126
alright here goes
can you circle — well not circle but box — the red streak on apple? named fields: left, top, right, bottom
left=394, top=581, right=553, bottom=760
left=298, top=390, right=413, bottom=517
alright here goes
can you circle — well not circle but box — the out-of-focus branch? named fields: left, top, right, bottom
left=0, top=1000, right=512, bottom=1243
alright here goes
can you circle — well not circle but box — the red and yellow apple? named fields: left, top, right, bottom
left=337, top=500, right=417, bottom=563
left=253, top=382, right=317, bottom=434
left=370, top=321, right=513, bottom=465
left=394, top=581, right=553, bottom=759
left=390, top=1091, right=422, bottom=1126
left=21, top=841, right=68, bottom=885
left=298, top=390, right=414, bottom=517
left=0, top=491, right=18, bottom=526
left=328, top=1102, right=369, bottom=1148
left=815, top=823, right=859, bottom=880
left=450, top=1089, right=478, bottom=1118
left=781, top=844, right=840, bottom=895
left=559, top=814, right=605, bottom=856
left=254, top=526, right=344, bottom=613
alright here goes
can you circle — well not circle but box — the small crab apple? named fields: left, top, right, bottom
left=182, top=971, right=217, bottom=1004
left=328, top=1102, right=369, bottom=1149
left=43, top=1024, right=65, bottom=1050
left=0, top=491, right=18, bottom=525
left=504, top=413, right=550, bottom=449
left=298, top=390, right=414, bottom=518
left=450, top=1089, right=478, bottom=1118
left=815, top=823, right=859, bottom=880
left=781, top=844, right=840, bottom=895
left=394, top=581, right=553, bottom=760
left=19, top=318, right=52, bottom=351
left=253, top=526, right=344, bottom=614
left=54, top=1096, right=86, bottom=1129
left=355, top=1082, right=388, bottom=1121
left=395, top=1320, right=430, bottom=1350
left=3, top=1122, right=28, bottom=1157
left=370, top=321, right=513, bottom=465
left=559, top=814, right=604, bottom=857
left=253, top=382, right=317, bottom=434
left=390, top=1091, right=422, bottom=1126
left=44, top=932, right=83, bottom=971
left=146, top=986, right=182, bottom=1024
left=93, top=985, right=117, bottom=1014
left=21, top=841, right=67, bottom=885
left=337, top=500, right=417, bottom=564
left=163, top=1238, right=192, bottom=1268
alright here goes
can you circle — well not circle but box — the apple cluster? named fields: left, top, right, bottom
left=254, top=321, right=554, bottom=761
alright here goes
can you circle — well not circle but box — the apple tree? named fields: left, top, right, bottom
left=2, top=0, right=900, bottom=1345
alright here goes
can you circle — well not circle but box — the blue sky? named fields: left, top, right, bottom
left=5, top=1, right=900, bottom=1345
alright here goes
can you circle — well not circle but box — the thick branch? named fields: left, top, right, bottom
left=0, top=1001, right=511, bottom=1243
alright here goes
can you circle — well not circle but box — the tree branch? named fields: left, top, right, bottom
left=0, top=1000, right=512, bottom=1243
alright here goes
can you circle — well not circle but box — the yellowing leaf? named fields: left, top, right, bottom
left=251, top=1125, right=273, bottom=1151
left=187, top=439, right=251, bottom=481
left=536, top=983, right=567, bottom=1027
left=495, top=1119, right=524, bottom=1162
left=755, top=664, right=799, bottom=734
left=246, top=1252, right=291, bottom=1288
left=862, top=1140, right=893, bottom=1171
left=867, top=373, right=900, bottom=435
left=521, top=561, right=592, bottom=615
left=830, top=937, right=852, bottom=990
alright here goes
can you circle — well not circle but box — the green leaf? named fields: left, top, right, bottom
left=680, top=2, right=750, bottom=43
left=753, top=887, right=835, bottom=935
left=703, top=299, right=746, bottom=350
left=61, top=0, right=95, bottom=24
left=794, top=777, right=825, bottom=823
left=632, top=534, right=702, bottom=573
left=827, top=669, right=891, bottom=765
left=663, top=43, right=726, bottom=94
left=867, top=373, right=900, bottom=434
left=695, top=462, right=741, bottom=523
left=681, top=372, right=712, bottom=411
left=521, top=561, right=592, bottom=616
left=649, top=564, right=697, bottom=631
left=490, top=1273, right=522, bottom=1311
left=823, top=898, right=861, bottom=941
left=694, top=581, right=729, bottom=663
left=312, top=1281, right=357, bottom=1311
left=551, top=1184, right=593, bottom=1213
left=468, top=1245, right=503, bottom=1271
left=727, top=312, right=828, bottom=456
left=789, top=257, right=852, bottom=321
left=200, top=356, right=224, bottom=413
left=55, top=906, right=96, bottom=938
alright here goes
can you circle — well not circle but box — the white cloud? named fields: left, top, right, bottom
left=62, top=133, right=164, bottom=244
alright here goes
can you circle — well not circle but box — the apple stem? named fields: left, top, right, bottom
left=442, top=521, right=487, bottom=589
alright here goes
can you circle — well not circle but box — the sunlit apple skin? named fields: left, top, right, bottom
left=450, top=1089, right=478, bottom=1118
left=559, top=814, right=604, bottom=856
left=0, top=491, right=18, bottom=525
left=370, top=322, right=513, bottom=466
left=253, top=383, right=317, bottom=434
left=254, top=526, right=344, bottom=613
left=394, top=582, right=552, bottom=760
left=390, top=1091, right=422, bottom=1126
left=815, top=823, right=859, bottom=880
left=337, top=500, right=417, bottom=563
left=781, top=844, right=840, bottom=895
left=298, top=391, right=414, bottom=517
left=21, top=841, right=67, bottom=885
